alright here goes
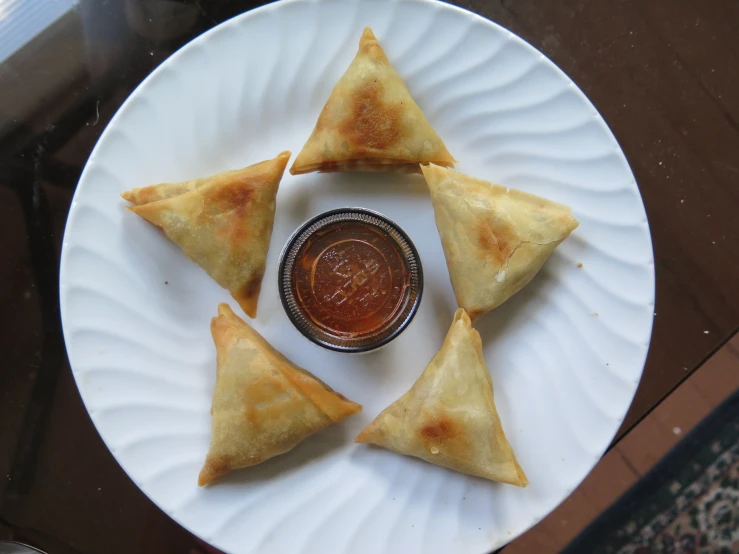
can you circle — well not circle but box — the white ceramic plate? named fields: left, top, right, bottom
left=59, top=1, right=655, bottom=553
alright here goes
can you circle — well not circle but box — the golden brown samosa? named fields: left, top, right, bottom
left=290, top=28, right=454, bottom=175
left=356, top=309, right=527, bottom=487
left=199, top=304, right=362, bottom=486
left=122, top=152, right=291, bottom=318
left=422, top=163, right=579, bottom=322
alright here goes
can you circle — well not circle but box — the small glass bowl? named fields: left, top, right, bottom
left=278, top=208, right=423, bottom=353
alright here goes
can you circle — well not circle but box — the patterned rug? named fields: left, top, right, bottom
left=562, top=388, right=739, bottom=554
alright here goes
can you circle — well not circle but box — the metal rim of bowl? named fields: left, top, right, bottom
left=277, top=207, right=424, bottom=353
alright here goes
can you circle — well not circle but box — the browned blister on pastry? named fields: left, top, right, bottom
left=422, top=163, right=579, bottom=322
left=199, top=304, right=361, bottom=486
left=291, top=28, right=454, bottom=175
left=356, top=308, right=528, bottom=487
left=122, top=152, right=291, bottom=318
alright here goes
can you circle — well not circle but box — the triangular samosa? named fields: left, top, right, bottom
left=422, top=163, right=579, bottom=322
left=290, top=28, right=455, bottom=175
left=122, top=152, right=291, bottom=318
left=199, top=304, right=362, bottom=486
left=356, top=308, right=527, bottom=487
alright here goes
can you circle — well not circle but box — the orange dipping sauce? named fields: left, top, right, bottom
left=293, top=223, right=409, bottom=337
left=279, top=208, right=422, bottom=353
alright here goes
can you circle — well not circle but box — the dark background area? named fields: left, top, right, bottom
left=1, top=0, right=737, bottom=552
